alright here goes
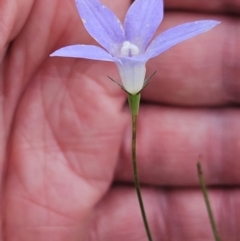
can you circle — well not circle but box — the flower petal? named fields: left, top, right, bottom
left=116, top=58, right=146, bottom=94
left=50, top=45, right=117, bottom=62
left=124, top=0, right=163, bottom=52
left=144, top=20, right=220, bottom=60
left=75, top=0, right=124, bottom=55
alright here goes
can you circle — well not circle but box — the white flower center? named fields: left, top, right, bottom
left=120, top=41, right=139, bottom=57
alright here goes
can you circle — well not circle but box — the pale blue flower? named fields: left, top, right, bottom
left=50, top=0, right=220, bottom=94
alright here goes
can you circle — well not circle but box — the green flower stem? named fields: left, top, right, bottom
left=128, top=93, right=153, bottom=241
left=197, top=162, right=221, bottom=241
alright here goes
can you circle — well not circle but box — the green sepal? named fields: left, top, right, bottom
left=128, top=93, right=140, bottom=116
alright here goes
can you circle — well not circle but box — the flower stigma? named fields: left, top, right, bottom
left=120, top=41, right=140, bottom=57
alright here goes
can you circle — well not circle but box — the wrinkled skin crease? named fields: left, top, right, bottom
left=0, top=0, right=240, bottom=241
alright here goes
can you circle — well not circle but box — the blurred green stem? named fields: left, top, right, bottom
left=128, top=93, right=153, bottom=241
left=197, top=162, right=221, bottom=241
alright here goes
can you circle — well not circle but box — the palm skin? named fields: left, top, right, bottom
left=1, top=0, right=240, bottom=240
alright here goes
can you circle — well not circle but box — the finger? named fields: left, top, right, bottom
left=0, top=0, right=34, bottom=59
left=86, top=186, right=240, bottom=241
left=116, top=105, right=240, bottom=186
left=142, top=12, right=240, bottom=106
left=165, top=0, right=240, bottom=14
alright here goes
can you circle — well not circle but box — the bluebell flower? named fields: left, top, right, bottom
left=50, top=0, right=219, bottom=94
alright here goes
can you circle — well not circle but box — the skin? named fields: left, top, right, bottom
left=0, top=0, right=240, bottom=240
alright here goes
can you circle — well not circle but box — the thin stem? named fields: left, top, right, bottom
left=197, top=162, right=221, bottom=241
left=128, top=94, right=153, bottom=241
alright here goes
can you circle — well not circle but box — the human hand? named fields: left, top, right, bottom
left=0, top=0, right=239, bottom=240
